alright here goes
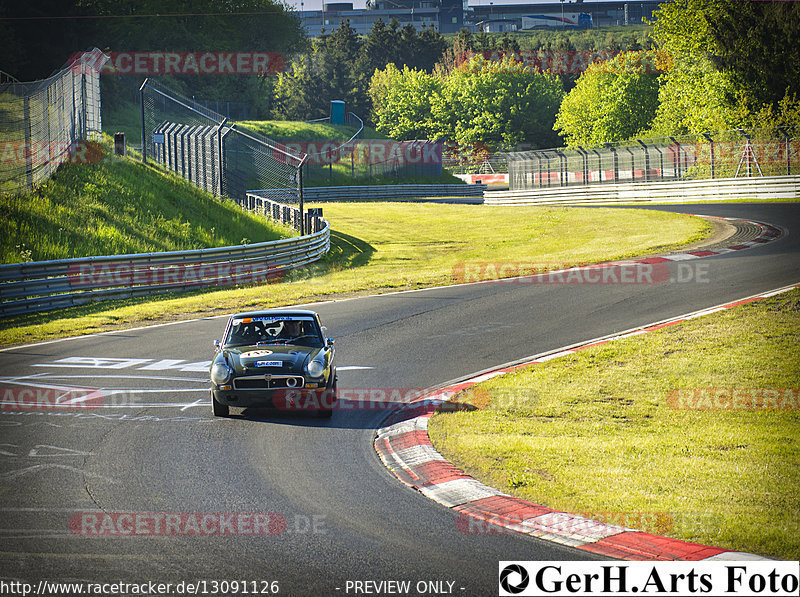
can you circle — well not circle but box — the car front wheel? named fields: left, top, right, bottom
left=211, top=390, right=229, bottom=417
left=315, top=382, right=336, bottom=418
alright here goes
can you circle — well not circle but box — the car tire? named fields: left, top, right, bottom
left=211, top=391, right=229, bottom=417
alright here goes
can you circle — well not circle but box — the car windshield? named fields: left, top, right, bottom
left=223, top=316, right=323, bottom=348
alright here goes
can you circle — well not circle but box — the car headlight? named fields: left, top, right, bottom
left=305, top=359, right=325, bottom=379
left=211, top=362, right=233, bottom=385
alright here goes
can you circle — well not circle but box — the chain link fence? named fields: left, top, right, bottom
left=140, top=78, right=310, bottom=231
left=504, top=128, right=798, bottom=191
left=0, top=48, right=109, bottom=194
left=300, top=114, right=443, bottom=184
left=442, top=143, right=508, bottom=176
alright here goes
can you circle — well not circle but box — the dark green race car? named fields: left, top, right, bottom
left=210, top=309, right=337, bottom=417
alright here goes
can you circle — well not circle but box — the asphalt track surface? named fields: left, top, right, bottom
left=0, top=203, right=798, bottom=595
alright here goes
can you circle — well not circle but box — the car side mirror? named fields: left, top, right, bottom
left=213, top=339, right=221, bottom=351
left=326, top=337, right=335, bottom=348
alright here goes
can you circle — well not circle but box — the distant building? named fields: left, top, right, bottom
left=296, top=1, right=664, bottom=37
left=298, top=0, right=465, bottom=36
left=471, top=1, right=660, bottom=31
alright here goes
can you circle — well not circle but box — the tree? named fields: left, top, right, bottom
left=0, top=0, right=306, bottom=120
left=273, top=18, right=447, bottom=122
left=368, top=64, right=443, bottom=140
left=553, top=52, right=660, bottom=146
left=646, top=0, right=741, bottom=135
left=704, top=1, right=800, bottom=118
left=371, top=55, right=563, bottom=149
left=647, top=0, right=800, bottom=134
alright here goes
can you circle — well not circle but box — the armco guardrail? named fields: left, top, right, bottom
left=239, top=193, right=328, bottom=233
left=484, top=175, right=800, bottom=205
left=0, top=221, right=330, bottom=317
left=249, top=184, right=486, bottom=202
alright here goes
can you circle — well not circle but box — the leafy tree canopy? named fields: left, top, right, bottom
left=371, top=55, right=564, bottom=149
left=553, top=52, right=660, bottom=146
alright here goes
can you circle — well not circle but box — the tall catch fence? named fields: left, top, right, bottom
left=300, top=113, right=443, bottom=183
left=443, top=144, right=508, bottom=176
left=140, top=78, right=311, bottom=231
left=0, top=48, right=108, bottom=194
left=505, top=128, right=798, bottom=191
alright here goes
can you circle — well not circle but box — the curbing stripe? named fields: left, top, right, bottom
left=375, top=272, right=799, bottom=560
left=577, top=532, right=727, bottom=561
left=418, top=478, right=504, bottom=508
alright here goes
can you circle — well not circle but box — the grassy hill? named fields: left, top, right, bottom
left=0, top=137, right=294, bottom=265
left=237, top=119, right=387, bottom=143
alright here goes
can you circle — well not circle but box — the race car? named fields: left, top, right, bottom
left=210, top=309, right=337, bottom=417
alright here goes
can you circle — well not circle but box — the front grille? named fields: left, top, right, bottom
left=233, top=375, right=305, bottom=390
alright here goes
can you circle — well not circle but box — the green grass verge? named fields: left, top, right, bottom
left=428, top=288, right=800, bottom=560
left=237, top=119, right=387, bottom=142
left=0, top=203, right=709, bottom=347
left=0, top=137, right=294, bottom=264
left=238, top=120, right=462, bottom=186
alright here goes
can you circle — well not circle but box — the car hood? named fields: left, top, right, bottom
left=223, top=345, right=320, bottom=374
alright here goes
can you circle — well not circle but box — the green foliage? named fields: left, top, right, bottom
left=704, top=1, right=800, bottom=116
left=553, top=52, right=660, bottom=146
left=2, top=0, right=305, bottom=122
left=273, top=19, right=447, bottom=123
left=1, top=1, right=304, bottom=94
left=646, top=0, right=741, bottom=135
left=647, top=0, right=800, bottom=135
left=368, top=64, right=444, bottom=140
left=0, top=138, right=292, bottom=263
left=370, top=56, right=564, bottom=149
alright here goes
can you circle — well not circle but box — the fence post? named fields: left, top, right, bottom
left=701, top=133, right=714, bottom=179
left=575, top=146, right=588, bottom=185
left=22, top=95, right=33, bottom=190
left=777, top=127, right=790, bottom=176
left=555, top=150, right=566, bottom=186
left=605, top=143, right=619, bottom=183
left=298, top=154, right=308, bottom=236
left=668, top=137, right=680, bottom=179
left=139, top=78, right=149, bottom=164
left=216, top=118, right=227, bottom=197
left=535, top=152, right=542, bottom=188
left=636, top=140, right=650, bottom=182
left=624, top=146, right=635, bottom=181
